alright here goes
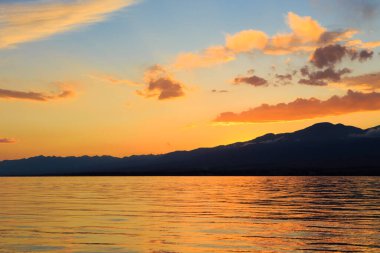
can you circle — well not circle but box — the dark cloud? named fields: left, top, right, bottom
left=317, top=29, right=357, bottom=45
left=299, top=78, right=328, bottom=86
left=0, top=138, right=15, bottom=144
left=275, top=74, right=292, bottom=81
left=299, top=66, right=351, bottom=86
left=0, top=87, right=75, bottom=101
left=297, top=43, right=372, bottom=86
left=137, top=65, right=185, bottom=100
left=215, top=90, right=380, bottom=122
left=311, top=44, right=348, bottom=68
left=234, top=74, right=268, bottom=87
left=311, top=44, right=373, bottom=68
left=352, top=49, right=374, bottom=61
left=211, top=89, right=229, bottom=93
left=274, top=73, right=293, bottom=85
left=149, top=78, right=184, bottom=100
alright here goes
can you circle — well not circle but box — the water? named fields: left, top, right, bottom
left=0, top=177, right=379, bottom=253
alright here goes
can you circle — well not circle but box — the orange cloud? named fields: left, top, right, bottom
left=0, top=0, right=136, bottom=48
left=346, top=39, right=380, bottom=49
left=215, top=90, right=380, bottom=123
left=0, top=86, right=75, bottom=101
left=90, top=73, right=141, bottom=86
left=172, top=11, right=380, bottom=69
left=264, top=12, right=326, bottom=55
left=287, top=12, right=325, bottom=42
left=225, top=30, right=268, bottom=53
left=173, top=12, right=363, bottom=69
left=174, top=46, right=235, bottom=69
left=136, top=65, right=185, bottom=100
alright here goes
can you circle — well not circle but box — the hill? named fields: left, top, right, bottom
left=1, top=122, right=379, bottom=176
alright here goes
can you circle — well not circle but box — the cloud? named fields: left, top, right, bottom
left=275, top=73, right=293, bottom=85
left=136, top=65, right=185, bottom=100
left=340, top=72, right=380, bottom=91
left=318, top=29, right=358, bottom=44
left=275, top=74, right=292, bottom=80
left=172, top=12, right=372, bottom=70
left=90, top=73, right=141, bottom=86
left=214, top=90, right=380, bottom=123
left=0, top=138, right=15, bottom=144
left=263, top=12, right=329, bottom=55
left=173, top=12, right=326, bottom=69
left=0, top=0, right=135, bottom=48
left=296, top=44, right=373, bottom=86
left=311, top=44, right=373, bottom=68
left=352, top=49, right=374, bottom=61
left=233, top=70, right=268, bottom=87
left=299, top=66, right=352, bottom=86
left=346, top=39, right=380, bottom=48
left=0, top=86, right=75, bottom=101
left=211, top=89, right=229, bottom=93
left=173, top=46, right=235, bottom=69
left=311, top=44, right=348, bottom=68
left=287, top=12, right=326, bottom=42
left=225, top=30, right=268, bottom=53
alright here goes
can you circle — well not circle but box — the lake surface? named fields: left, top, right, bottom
left=0, top=177, right=379, bottom=253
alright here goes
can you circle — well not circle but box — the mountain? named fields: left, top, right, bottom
left=1, top=122, right=379, bottom=176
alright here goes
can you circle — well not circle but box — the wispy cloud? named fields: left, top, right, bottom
left=211, top=89, right=229, bottom=93
left=0, top=138, right=16, bottom=144
left=0, top=86, right=75, bottom=102
left=90, top=73, right=141, bottom=86
left=339, top=72, right=380, bottom=91
left=215, top=90, right=380, bottom=123
left=0, top=0, right=136, bottom=48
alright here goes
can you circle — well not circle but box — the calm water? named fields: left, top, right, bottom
left=0, top=177, right=379, bottom=253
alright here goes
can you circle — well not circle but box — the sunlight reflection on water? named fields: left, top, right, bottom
left=0, top=176, right=379, bottom=252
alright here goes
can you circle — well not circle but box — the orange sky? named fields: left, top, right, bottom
left=1, top=0, right=380, bottom=160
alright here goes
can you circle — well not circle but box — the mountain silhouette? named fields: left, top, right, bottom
left=1, top=122, right=379, bottom=176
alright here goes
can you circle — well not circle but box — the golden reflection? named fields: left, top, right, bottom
left=0, top=177, right=378, bottom=253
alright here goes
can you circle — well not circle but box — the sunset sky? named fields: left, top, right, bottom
left=1, top=0, right=380, bottom=160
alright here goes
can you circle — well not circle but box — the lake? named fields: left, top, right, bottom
left=0, top=176, right=379, bottom=252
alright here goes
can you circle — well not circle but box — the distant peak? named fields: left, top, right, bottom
left=303, top=122, right=361, bottom=131
left=308, top=122, right=339, bottom=128
left=293, top=122, right=363, bottom=141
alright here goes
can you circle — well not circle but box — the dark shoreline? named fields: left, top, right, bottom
left=1, top=168, right=379, bottom=177
left=2, top=123, right=380, bottom=177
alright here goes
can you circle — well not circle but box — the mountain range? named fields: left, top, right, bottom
left=1, top=122, right=379, bottom=176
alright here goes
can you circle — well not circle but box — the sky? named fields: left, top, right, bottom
left=1, top=0, right=380, bottom=160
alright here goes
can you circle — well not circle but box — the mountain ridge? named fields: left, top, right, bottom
left=1, top=122, right=380, bottom=176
